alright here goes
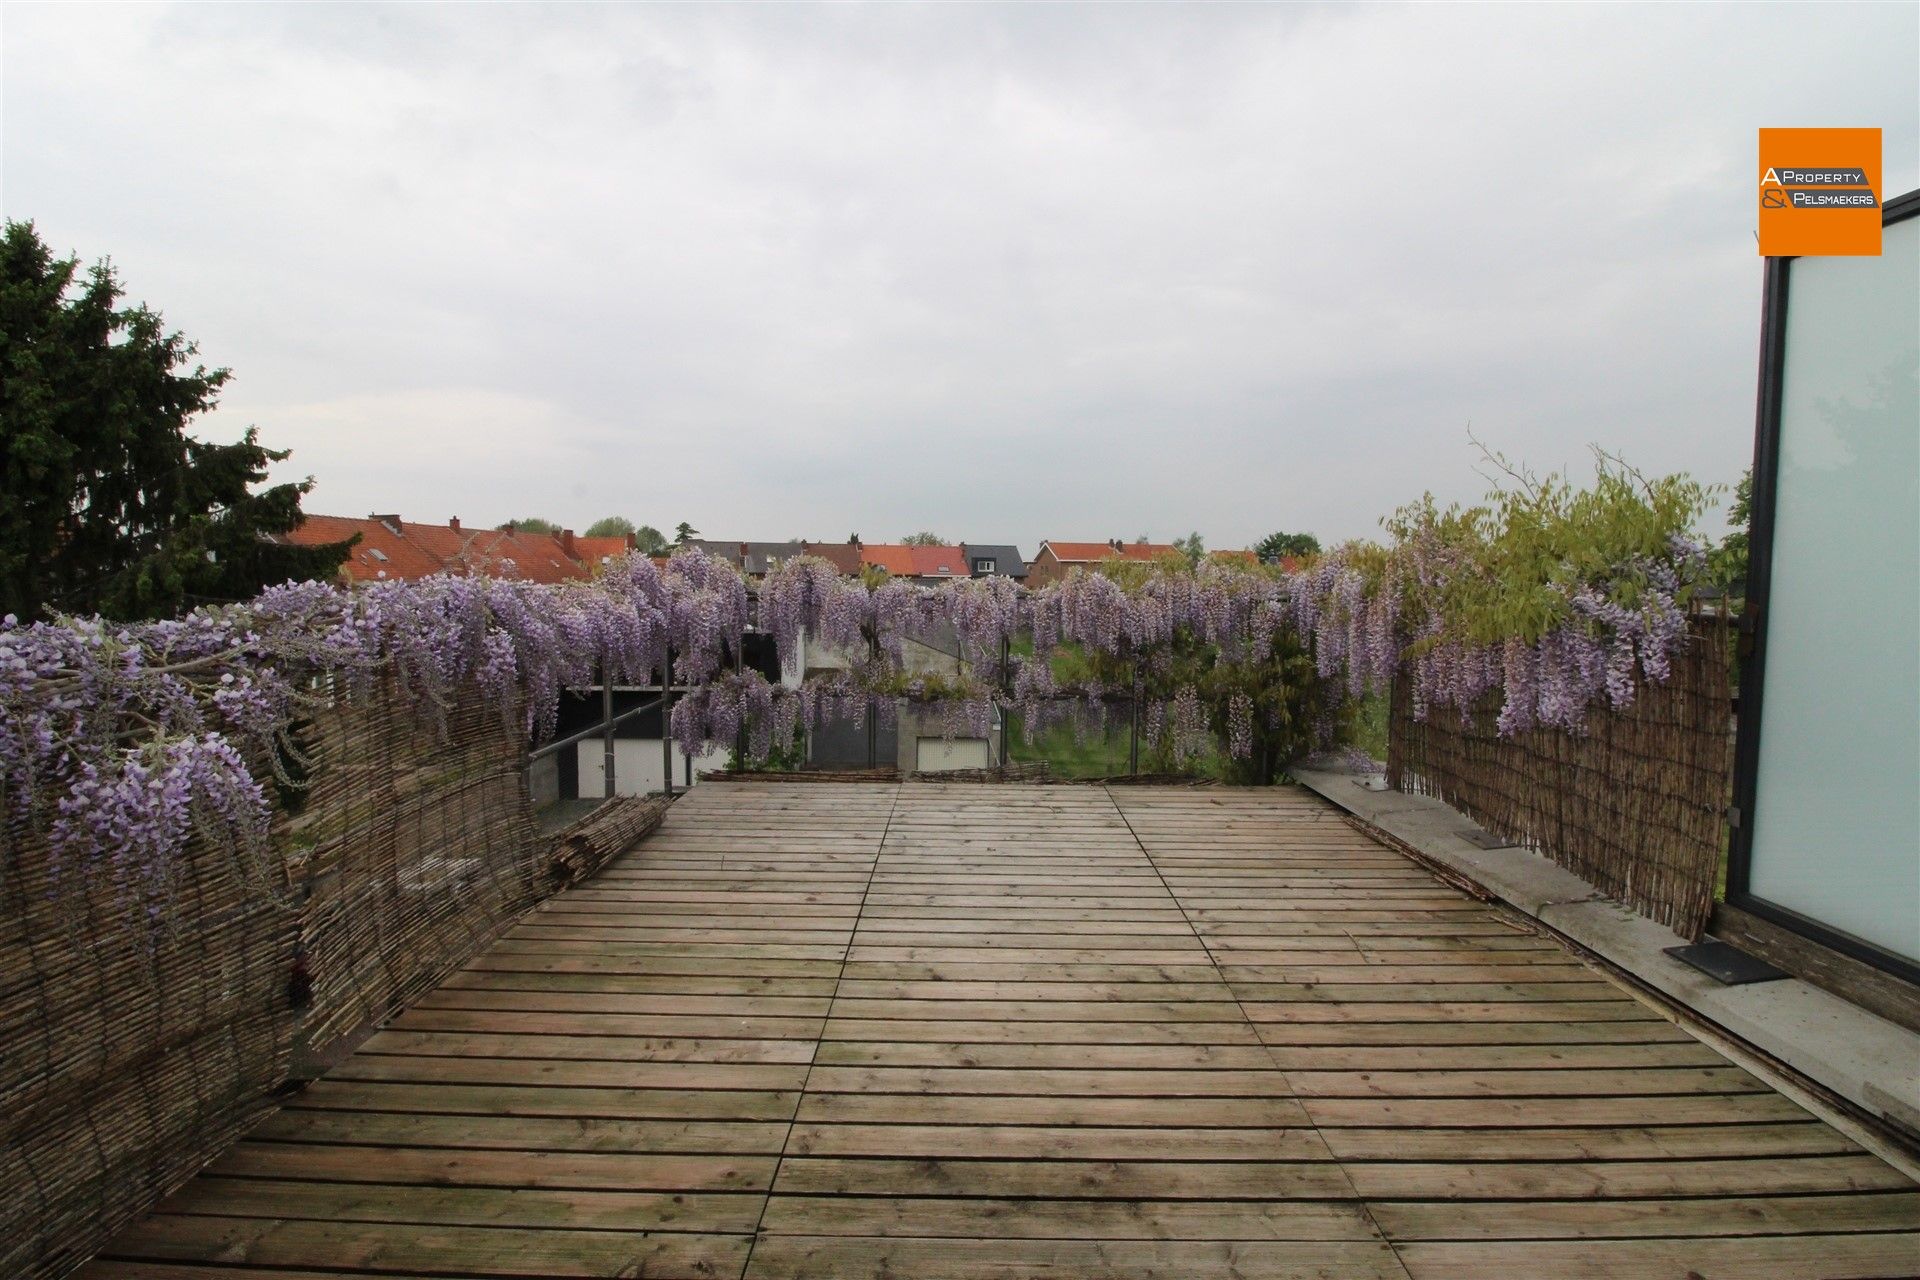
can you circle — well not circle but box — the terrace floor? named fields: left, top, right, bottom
left=84, top=782, right=1919, bottom=1279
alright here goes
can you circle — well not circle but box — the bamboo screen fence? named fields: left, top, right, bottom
left=0, top=682, right=643, bottom=1280
left=1387, top=614, right=1735, bottom=939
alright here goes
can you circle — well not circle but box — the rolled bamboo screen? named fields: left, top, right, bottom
left=0, top=681, right=555, bottom=1279
left=1387, top=615, right=1735, bottom=939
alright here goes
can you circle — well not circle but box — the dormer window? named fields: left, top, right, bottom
left=973, top=557, right=995, bottom=574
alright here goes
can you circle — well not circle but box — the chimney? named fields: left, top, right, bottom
left=448, top=517, right=461, bottom=533
left=1110, top=538, right=1122, bottom=551
left=372, top=513, right=402, bottom=535
left=561, top=529, right=577, bottom=557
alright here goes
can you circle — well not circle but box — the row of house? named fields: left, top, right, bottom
left=283, top=514, right=637, bottom=583
left=284, top=517, right=1213, bottom=588
left=680, top=538, right=1034, bottom=584
left=680, top=537, right=1208, bottom=587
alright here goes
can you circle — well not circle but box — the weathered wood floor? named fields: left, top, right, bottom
left=85, top=782, right=1919, bottom=1279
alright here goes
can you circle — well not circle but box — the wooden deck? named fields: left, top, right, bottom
left=84, top=782, right=1919, bottom=1279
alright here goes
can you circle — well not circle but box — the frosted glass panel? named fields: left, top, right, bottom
left=1746, top=216, right=1920, bottom=963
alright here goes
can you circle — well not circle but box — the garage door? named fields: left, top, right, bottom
left=915, top=737, right=991, bottom=772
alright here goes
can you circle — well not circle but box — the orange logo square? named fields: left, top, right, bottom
left=1758, top=127, right=1882, bottom=257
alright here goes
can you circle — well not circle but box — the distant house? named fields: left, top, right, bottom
left=683, top=540, right=808, bottom=580
left=803, top=540, right=865, bottom=576
left=959, top=544, right=1026, bottom=580
left=743, top=542, right=806, bottom=577
left=575, top=533, right=639, bottom=569
left=280, top=515, right=601, bottom=584
left=683, top=539, right=746, bottom=571
left=855, top=542, right=1025, bottom=584
left=1026, top=539, right=1179, bottom=587
left=857, top=543, right=919, bottom=578
left=907, top=545, right=970, bottom=583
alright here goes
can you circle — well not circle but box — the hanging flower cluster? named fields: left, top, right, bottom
left=0, top=549, right=745, bottom=892
left=1290, top=458, right=1713, bottom=735
left=6, top=454, right=1716, bottom=897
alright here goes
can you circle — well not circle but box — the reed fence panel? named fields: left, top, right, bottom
left=1387, top=615, right=1734, bottom=939
left=0, top=681, right=569, bottom=1279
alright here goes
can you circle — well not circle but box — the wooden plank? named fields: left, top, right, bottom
left=1237, top=1000, right=1662, bottom=1023
left=1301, top=1093, right=1815, bottom=1128
left=290, top=1080, right=804, bottom=1120
left=81, top=1267, right=446, bottom=1280
left=1259, top=1042, right=1728, bottom=1070
left=102, top=1216, right=753, bottom=1278
left=820, top=1018, right=1262, bottom=1044
left=757, top=1195, right=1380, bottom=1239
left=794, top=1093, right=1314, bottom=1127
left=329, top=1054, right=810, bottom=1091
left=1251, top=1019, right=1692, bottom=1046
left=1286, top=1066, right=1768, bottom=1097
left=390, top=1007, right=826, bottom=1040
left=1371, top=1190, right=1920, bottom=1240
left=1320, top=1123, right=1860, bottom=1161
left=255, top=1109, right=792, bottom=1154
left=156, top=1177, right=768, bottom=1233
left=1391, top=1234, right=1920, bottom=1280
left=822, top=999, right=1248, bottom=1022
left=773, top=1158, right=1358, bottom=1198
left=208, top=1142, right=778, bottom=1191
left=812, top=1042, right=1275, bottom=1068
left=1343, top=1154, right=1912, bottom=1199
left=742, top=1236, right=1412, bottom=1278
left=421, top=982, right=835, bottom=1015
left=784, top=1124, right=1328, bottom=1160
left=831, top=979, right=1237, bottom=1000
left=842, top=961, right=1224, bottom=982
left=802, top=1065, right=1298, bottom=1096
left=363, top=1031, right=819, bottom=1064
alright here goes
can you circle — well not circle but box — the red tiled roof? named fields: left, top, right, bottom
left=407, top=524, right=589, bottom=584
left=574, top=535, right=633, bottom=567
left=1043, top=540, right=1179, bottom=564
left=859, top=544, right=917, bottom=576
left=908, top=545, right=968, bottom=579
left=803, top=542, right=864, bottom=575
left=1041, top=541, right=1117, bottom=563
left=281, top=516, right=594, bottom=584
left=282, top=515, right=442, bottom=583
left=502, top=530, right=593, bottom=583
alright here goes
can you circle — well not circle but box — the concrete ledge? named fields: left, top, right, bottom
left=1292, top=762, right=1920, bottom=1149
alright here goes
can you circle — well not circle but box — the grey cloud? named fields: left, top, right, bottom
left=4, top=2, right=1914, bottom=548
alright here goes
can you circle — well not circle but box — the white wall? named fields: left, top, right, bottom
left=576, top=737, right=731, bottom=797
left=915, top=737, right=991, bottom=772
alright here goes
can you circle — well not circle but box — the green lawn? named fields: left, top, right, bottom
left=1351, top=690, right=1390, bottom=764
left=1006, top=709, right=1225, bottom=780
left=1007, top=713, right=1133, bottom=778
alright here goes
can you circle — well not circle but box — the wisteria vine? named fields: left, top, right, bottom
left=5, top=458, right=1715, bottom=899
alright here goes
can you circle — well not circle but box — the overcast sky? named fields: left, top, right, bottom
left=5, top=4, right=1915, bottom=551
